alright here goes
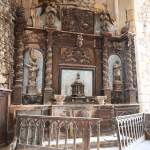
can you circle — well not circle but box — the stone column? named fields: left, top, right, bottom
left=0, top=0, right=15, bottom=90
left=44, top=31, right=54, bottom=104
left=131, top=35, right=137, bottom=89
left=124, top=34, right=136, bottom=103
left=13, top=5, right=26, bottom=104
left=103, top=33, right=111, bottom=103
left=0, top=0, right=14, bottom=144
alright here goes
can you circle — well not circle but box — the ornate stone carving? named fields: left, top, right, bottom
left=0, top=0, right=15, bottom=89
left=0, top=50, right=8, bottom=88
left=60, top=47, right=94, bottom=65
left=62, top=8, right=94, bottom=34
left=123, top=34, right=137, bottom=103
left=13, top=5, right=26, bottom=104
left=76, top=34, right=83, bottom=48
left=44, top=31, right=54, bottom=104
left=125, top=34, right=134, bottom=90
left=60, top=34, right=95, bottom=65
left=98, top=11, right=114, bottom=33
left=131, top=36, right=137, bottom=88
left=103, top=35, right=111, bottom=103
left=28, top=1, right=42, bottom=27
left=103, top=37, right=110, bottom=89
left=45, top=2, right=58, bottom=28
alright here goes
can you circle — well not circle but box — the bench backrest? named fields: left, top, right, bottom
left=116, top=113, right=145, bottom=150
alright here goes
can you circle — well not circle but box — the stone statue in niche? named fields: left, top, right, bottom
left=113, top=61, right=121, bottom=82
left=29, top=2, right=41, bottom=27
left=112, top=61, right=123, bottom=103
left=45, top=2, right=58, bottom=28
left=98, top=5, right=114, bottom=33
left=28, top=1, right=46, bottom=27
left=23, top=48, right=43, bottom=104
left=25, top=49, right=39, bottom=95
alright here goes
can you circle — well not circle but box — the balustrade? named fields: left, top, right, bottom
left=16, top=115, right=101, bottom=150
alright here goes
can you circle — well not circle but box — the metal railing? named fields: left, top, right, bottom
left=116, top=113, right=145, bottom=150
left=16, top=114, right=101, bottom=150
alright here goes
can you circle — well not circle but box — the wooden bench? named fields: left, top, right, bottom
left=116, top=113, right=150, bottom=150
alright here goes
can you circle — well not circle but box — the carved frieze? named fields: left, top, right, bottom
left=62, top=8, right=94, bottom=34
left=24, top=29, right=47, bottom=50
left=60, top=47, right=95, bottom=65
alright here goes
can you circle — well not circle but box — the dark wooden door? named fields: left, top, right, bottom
left=0, top=91, right=8, bottom=146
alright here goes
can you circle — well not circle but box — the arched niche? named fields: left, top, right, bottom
left=23, top=48, right=44, bottom=104
left=108, top=55, right=122, bottom=91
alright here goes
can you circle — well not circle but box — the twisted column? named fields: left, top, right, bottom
left=125, top=36, right=134, bottom=90
left=103, top=34, right=111, bottom=103
left=125, top=34, right=136, bottom=103
left=131, top=36, right=137, bottom=89
left=13, top=5, right=26, bottom=104
left=44, top=31, right=54, bottom=104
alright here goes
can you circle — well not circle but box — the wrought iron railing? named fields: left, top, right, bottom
left=16, top=114, right=101, bottom=150
left=116, top=113, right=145, bottom=150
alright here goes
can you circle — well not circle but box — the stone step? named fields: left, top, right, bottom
left=91, top=147, right=118, bottom=150
left=43, top=134, right=118, bottom=148
left=90, top=136, right=118, bottom=148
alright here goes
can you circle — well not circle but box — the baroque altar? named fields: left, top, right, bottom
left=13, top=0, right=138, bottom=105
left=8, top=0, right=140, bottom=137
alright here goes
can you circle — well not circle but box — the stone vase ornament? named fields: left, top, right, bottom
left=96, top=96, right=107, bottom=105
left=54, top=94, right=66, bottom=105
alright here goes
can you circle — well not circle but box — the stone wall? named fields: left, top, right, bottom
left=134, top=0, right=150, bottom=112
left=0, top=0, right=15, bottom=89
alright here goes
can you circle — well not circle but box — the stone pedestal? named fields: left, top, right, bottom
left=43, top=88, right=53, bottom=104
left=51, top=103, right=140, bottom=134
left=125, top=89, right=137, bottom=103
left=104, top=89, right=111, bottom=103
left=13, top=86, right=22, bottom=104
left=0, top=89, right=11, bottom=146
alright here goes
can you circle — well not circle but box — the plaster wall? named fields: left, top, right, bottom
left=134, top=0, right=150, bottom=112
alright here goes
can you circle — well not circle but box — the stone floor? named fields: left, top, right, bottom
left=132, top=140, right=150, bottom=150
left=0, top=146, right=9, bottom=150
